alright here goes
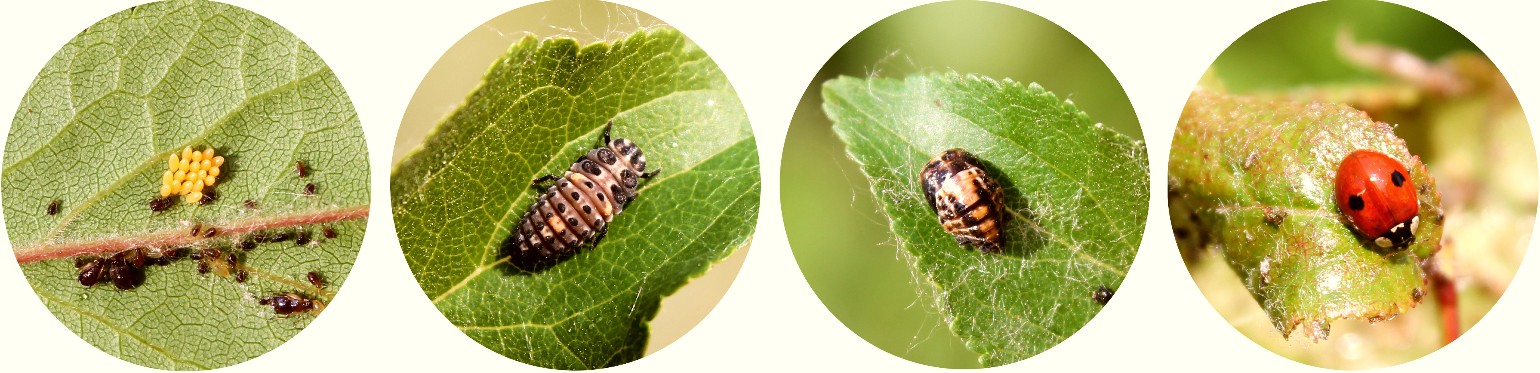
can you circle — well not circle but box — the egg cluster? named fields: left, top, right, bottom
left=161, top=146, right=225, bottom=204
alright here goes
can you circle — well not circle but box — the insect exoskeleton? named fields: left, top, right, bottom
left=920, top=148, right=1006, bottom=253
left=510, top=121, right=659, bottom=262
left=258, top=292, right=321, bottom=315
left=160, top=146, right=225, bottom=206
left=1333, top=149, right=1420, bottom=250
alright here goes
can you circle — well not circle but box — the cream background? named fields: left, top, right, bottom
left=1, top=0, right=1536, bottom=371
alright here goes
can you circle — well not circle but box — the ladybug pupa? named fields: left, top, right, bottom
left=509, top=121, right=658, bottom=262
left=920, top=148, right=1006, bottom=253
left=1333, top=149, right=1420, bottom=250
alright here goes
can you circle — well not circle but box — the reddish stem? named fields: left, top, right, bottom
left=1427, top=261, right=1460, bottom=345
left=14, top=205, right=368, bottom=263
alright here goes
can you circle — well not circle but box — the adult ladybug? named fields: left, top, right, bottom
left=1333, top=149, right=1420, bottom=250
left=509, top=121, right=658, bottom=262
left=920, top=148, right=1005, bottom=253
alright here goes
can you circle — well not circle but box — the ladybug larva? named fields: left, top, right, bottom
left=1333, top=149, right=1420, bottom=250
left=509, top=121, right=658, bottom=262
left=920, top=148, right=1006, bottom=253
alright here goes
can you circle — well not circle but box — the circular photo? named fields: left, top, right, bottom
left=782, top=1, right=1146, bottom=368
left=3, top=0, right=370, bottom=369
left=1167, top=1, right=1532, bottom=369
left=389, top=0, right=758, bottom=369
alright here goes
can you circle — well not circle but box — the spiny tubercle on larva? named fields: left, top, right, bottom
left=160, top=146, right=225, bottom=204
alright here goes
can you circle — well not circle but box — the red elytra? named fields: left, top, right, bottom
left=1333, top=149, right=1420, bottom=249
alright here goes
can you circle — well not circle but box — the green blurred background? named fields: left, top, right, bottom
left=1187, top=0, right=1532, bottom=369
left=782, top=1, right=1139, bottom=368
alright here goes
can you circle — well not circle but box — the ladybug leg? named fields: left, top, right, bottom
left=602, top=120, right=613, bottom=145
left=531, top=174, right=561, bottom=188
left=641, top=169, right=661, bottom=179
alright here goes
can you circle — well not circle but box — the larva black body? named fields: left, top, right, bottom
left=510, top=122, right=658, bottom=262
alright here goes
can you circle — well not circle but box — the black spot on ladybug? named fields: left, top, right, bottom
left=46, top=199, right=61, bottom=215
left=508, top=121, right=654, bottom=268
left=1348, top=195, right=1365, bottom=211
left=1390, top=170, right=1405, bottom=187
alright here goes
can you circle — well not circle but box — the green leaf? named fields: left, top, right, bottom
left=390, top=28, right=757, bottom=369
left=1168, top=90, right=1444, bottom=340
left=3, top=1, right=369, bottom=369
left=820, top=72, right=1147, bottom=366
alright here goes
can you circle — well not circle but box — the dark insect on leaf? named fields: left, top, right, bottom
left=303, top=183, right=317, bottom=196
left=259, top=292, right=317, bottom=315
left=46, top=199, right=61, bottom=215
left=1092, top=285, right=1114, bottom=305
left=307, top=271, right=325, bottom=289
left=295, top=161, right=309, bottom=178
left=149, top=196, right=175, bottom=212
left=322, top=226, right=337, bottom=239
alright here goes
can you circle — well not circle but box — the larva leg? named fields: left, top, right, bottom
left=531, top=174, right=560, bottom=188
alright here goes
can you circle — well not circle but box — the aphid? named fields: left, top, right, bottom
left=258, top=292, right=317, bottom=315
left=1093, top=285, right=1114, bottom=305
left=510, top=121, right=658, bottom=261
left=197, top=261, right=211, bottom=275
left=46, top=199, right=61, bottom=215
left=258, top=230, right=295, bottom=243
left=295, top=230, right=311, bottom=246
left=920, top=148, right=1005, bottom=253
left=295, top=160, right=309, bottom=178
left=307, top=271, right=325, bottom=289
left=107, top=256, right=141, bottom=290
left=322, top=226, right=337, bottom=239
left=77, top=257, right=106, bottom=287
left=244, top=199, right=259, bottom=209
left=203, top=227, right=218, bottom=238
left=235, top=270, right=248, bottom=283
left=1334, top=150, right=1420, bottom=250
left=303, top=183, right=317, bottom=196
left=225, top=253, right=238, bottom=268
left=238, top=240, right=256, bottom=251
left=199, top=248, right=222, bottom=261
left=190, top=223, right=203, bottom=237
left=199, top=189, right=216, bottom=205
left=149, top=196, right=175, bottom=212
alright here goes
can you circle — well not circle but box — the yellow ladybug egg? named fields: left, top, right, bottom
left=213, top=156, right=224, bottom=167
